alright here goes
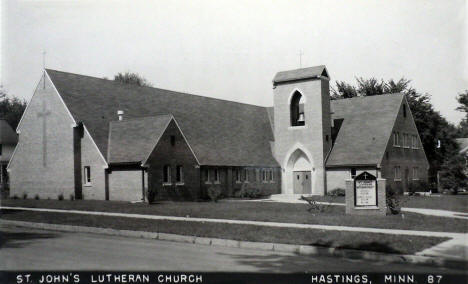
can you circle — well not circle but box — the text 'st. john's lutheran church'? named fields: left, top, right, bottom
left=7, top=65, right=429, bottom=201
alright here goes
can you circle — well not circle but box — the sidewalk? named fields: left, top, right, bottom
left=0, top=206, right=464, bottom=239
left=249, top=194, right=468, bottom=220
left=1, top=205, right=467, bottom=262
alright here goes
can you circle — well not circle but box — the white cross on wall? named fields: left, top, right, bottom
left=37, top=99, right=51, bottom=167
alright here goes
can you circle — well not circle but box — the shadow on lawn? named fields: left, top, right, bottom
left=308, top=240, right=403, bottom=254
left=0, top=230, right=58, bottom=249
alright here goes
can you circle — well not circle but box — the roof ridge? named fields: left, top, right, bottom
left=332, top=93, right=404, bottom=102
left=109, top=114, right=173, bottom=123
left=46, top=68, right=269, bottom=109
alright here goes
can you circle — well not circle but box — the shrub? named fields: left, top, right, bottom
left=439, top=155, right=467, bottom=194
left=328, top=188, right=346, bottom=196
left=245, top=187, right=262, bottom=199
left=207, top=186, right=222, bottom=202
left=147, top=188, right=157, bottom=204
left=34, top=194, right=40, bottom=200
left=69, top=194, right=75, bottom=201
left=22, top=193, right=28, bottom=200
left=386, top=184, right=400, bottom=215
left=58, top=193, right=64, bottom=201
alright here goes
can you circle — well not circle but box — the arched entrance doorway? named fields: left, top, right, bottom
left=284, top=148, right=313, bottom=194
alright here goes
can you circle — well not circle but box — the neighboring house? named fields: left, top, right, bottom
left=455, top=138, right=468, bottom=175
left=0, top=119, right=18, bottom=193
left=8, top=66, right=429, bottom=201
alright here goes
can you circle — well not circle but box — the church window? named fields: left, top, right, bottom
left=243, top=169, right=249, bottom=183
left=290, top=91, right=305, bottom=126
left=412, top=135, right=419, bottom=149
left=84, top=166, right=91, bottom=185
left=403, top=104, right=407, bottom=118
left=163, top=165, right=171, bottom=183
left=269, top=169, right=274, bottom=182
left=204, top=169, right=210, bottom=183
left=262, top=169, right=267, bottom=182
left=350, top=168, right=357, bottom=179
left=393, top=132, right=400, bottom=146
left=214, top=168, right=220, bottom=183
left=394, top=166, right=401, bottom=180
left=412, top=167, right=419, bottom=180
left=176, top=165, right=183, bottom=183
left=170, top=135, right=176, bottom=146
left=235, top=169, right=241, bottom=183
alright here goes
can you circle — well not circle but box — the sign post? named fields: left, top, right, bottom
left=345, top=171, right=386, bottom=216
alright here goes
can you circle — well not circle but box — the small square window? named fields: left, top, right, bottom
left=163, top=165, right=171, bottom=183
left=214, top=168, right=220, bottom=183
left=176, top=165, right=183, bottom=183
left=243, top=169, right=249, bottom=182
left=235, top=169, right=241, bottom=182
left=84, top=166, right=91, bottom=185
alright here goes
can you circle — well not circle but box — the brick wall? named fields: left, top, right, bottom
left=200, top=166, right=281, bottom=198
left=380, top=98, right=429, bottom=193
left=326, top=167, right=378, bottom=194
left=146, top=120, right=201, bottom=200
left=9, top=73, right=76, bottom=200
left=108, top=169, right=144, bottom=201
left=80, top=127, right=107, bottom=200
left=273, top=78, right=331, bottom=195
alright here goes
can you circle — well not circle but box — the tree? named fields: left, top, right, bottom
left=332, top=77, right=459, bottom=184
left=0, top=87, right=27, bottom=130
left=331, top=81, right=357, bottom=99
left=456, top=90, right=468, bottom=137
left=113, top=72, right=152, bottom=87
left=439, top=154, right=467, bottom=193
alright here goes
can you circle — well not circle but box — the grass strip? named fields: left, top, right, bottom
left=2, top=199, right=467, bottom=233
left=0, top=209, right=449, bottom=255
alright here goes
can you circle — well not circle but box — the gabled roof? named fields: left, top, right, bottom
left=456, top=138, right=468, bottom=154
left=0, top=119, right=18, bottom=144
left=273, top=65, right=329, bottom=85
left=326, top=94, right=404, bottom=167
left=46, top=69, right=278, bottom=167
left=108, top=115, right=173, bottom=164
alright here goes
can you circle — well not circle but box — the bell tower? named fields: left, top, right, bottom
left=272, top=65, right=332, bottom=195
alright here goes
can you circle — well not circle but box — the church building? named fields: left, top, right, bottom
left=7, top=65, right=429, bottom=201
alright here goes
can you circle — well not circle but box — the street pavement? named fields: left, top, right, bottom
left=0, top=225, right=465, bottom=273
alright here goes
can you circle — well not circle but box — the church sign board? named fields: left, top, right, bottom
left=354, top=172, right=377, bottom=207
left=345, top=170, right=386, bottom=215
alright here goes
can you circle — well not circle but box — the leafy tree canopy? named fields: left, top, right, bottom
left=0, top=87, right=27, bottom=130
left=113, top=72, right=152, bottom=87
left=456, top=90, right=468, bottom=137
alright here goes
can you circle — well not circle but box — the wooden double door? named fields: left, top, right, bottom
left=293, top=171, right=311, bottom=194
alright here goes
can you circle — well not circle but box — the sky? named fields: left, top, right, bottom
left=1, top=0, right=467, bottom=124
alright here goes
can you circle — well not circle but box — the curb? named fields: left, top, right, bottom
left=1, top=219, right=466, bottom=270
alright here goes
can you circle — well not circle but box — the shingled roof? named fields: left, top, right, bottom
left=326, top=94, right=405, bottom=167
left=108, top=115, right=173, bottom=164
left=47, top=69, right=278, bottom=167
left=273, top=65, right=329, bottom=85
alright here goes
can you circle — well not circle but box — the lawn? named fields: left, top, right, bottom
left=306, top=195, right=468, bottom=212
left=0, top=209, right=448, bottom=255
left=2, top=199, right=467, bottom=233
